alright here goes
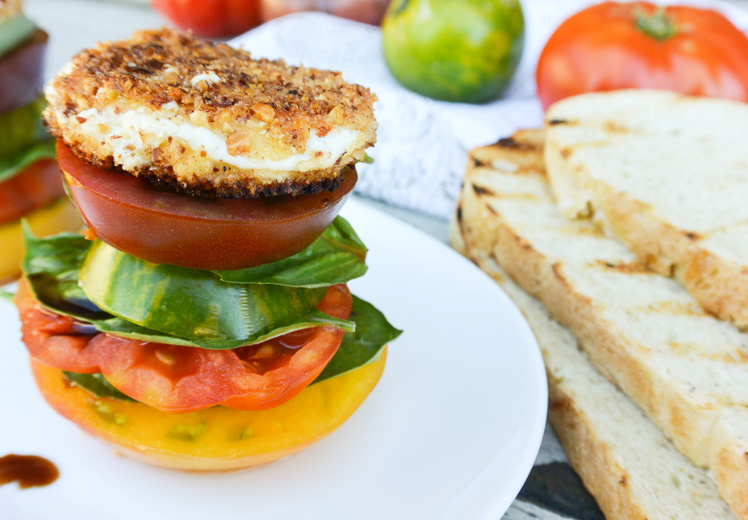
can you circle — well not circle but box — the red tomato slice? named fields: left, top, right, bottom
left=0, top=159, right=65, bottom=225
left=16, top=281, right=352, bottom=412
left=57, top=141, right=357, bottom=270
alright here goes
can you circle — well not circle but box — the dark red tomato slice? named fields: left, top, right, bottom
left=57, top=141, right=357, bottom=270
left=0, top=159, right=65, bottom=225
left=16, top=280, right=352, bottom=413
left=0, top=29, right=47, bottom=114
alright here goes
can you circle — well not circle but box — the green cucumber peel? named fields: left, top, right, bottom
left=214, top=217, right=368, bottom=287
left=0, top=14, right=36, bottom=59
left=0, top=139, right=56, bottom=183
left=63, top=296, right=401, bottom=403
left=0, top=95, right=50, bottom=162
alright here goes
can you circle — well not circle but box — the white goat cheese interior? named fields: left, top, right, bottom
left=66, top=104, right=359, bottom=173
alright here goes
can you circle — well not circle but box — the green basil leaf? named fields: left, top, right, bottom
left=21, top=224, right=107, bottom=320
left=22, top=229, right=383, bottom=351
left=314, top=296, right=402, bottom=383
left=63, top=371, right=135, bottom=402
left=0, top=14, right=36, bottom=59
left=79, top=239, right=354, bottom=343
left=0, top=139, right=56, bottom=183
left=214, top=217, right=368, bottom=287
left=63, top=295, right=401, bottom=404
left=0, top=290, right=13, bottom=302
left=90, top=309, right=354, bottom=350
left=0, top=95, right=50, bottom=161
left=23, top=231, right=354, bottom=349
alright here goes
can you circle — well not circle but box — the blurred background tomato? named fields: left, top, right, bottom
left=382, top=0, right=524, bottom=103
left=536, top=1, right=748, bottom=109
left=151, top=0, right=261, bottom=38
left=261, top=0, right=389, bottom=25
left=151, top=0, right=390, bottom=38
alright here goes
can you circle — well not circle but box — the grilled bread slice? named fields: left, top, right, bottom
left=451, top=226, right=735, bottom=520
left=452, top=129, right=748, bottom=519
left=545, top=90, right=748, bottom=329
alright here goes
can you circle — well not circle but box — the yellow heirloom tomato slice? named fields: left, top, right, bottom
left=30, top=350, right=386, bottom=471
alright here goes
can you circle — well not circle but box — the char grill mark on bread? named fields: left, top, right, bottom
left=452, top=130, right=748, bottom=519
left=43, top=28, right=377, bottom=198
left=544, top=89, right=748, bottom=329
left=450, top=220, right=737, bottom=520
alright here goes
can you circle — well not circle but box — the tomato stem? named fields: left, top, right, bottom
left=634, top=7, right=680, bottom=42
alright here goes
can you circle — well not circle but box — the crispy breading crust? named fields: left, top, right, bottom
left=44, top=28, right=377, bottom=197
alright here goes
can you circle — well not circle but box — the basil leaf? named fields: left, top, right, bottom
left=0, top=95, right=50, bottom=161
left=0, top=139, right=56, bottom=183
left=79, top=240, right=352, bottom=343
left=215, top=217, right=368, bottom=287
left=21, top=224, right=107, bottom=320
left=0, top=290, right=13, bottom=302
left=0, top=14, right=36, bottom=59
left=314, top=296, right=402, bottom=383
left=90, top=310, right=354, bottom=350
left=23, top=231, right=355, bottom=349
left=62, top=296, right=401, bottom=404
left=63, top=371, right=135, bottom=402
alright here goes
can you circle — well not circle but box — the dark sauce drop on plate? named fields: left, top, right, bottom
left=0, top=454, right=59, bottom=489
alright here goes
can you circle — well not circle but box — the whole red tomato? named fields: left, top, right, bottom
left=536, top=2, right=748, bottom=110
left=151, top=0, right=261, bottom=38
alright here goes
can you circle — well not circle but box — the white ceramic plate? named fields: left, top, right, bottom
left=0, top=198, right=547, bottom=520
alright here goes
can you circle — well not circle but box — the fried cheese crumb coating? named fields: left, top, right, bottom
left=44, top=28, right=377, bottom=197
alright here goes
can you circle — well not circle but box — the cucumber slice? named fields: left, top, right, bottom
left=79, top=240, right=354, bottom=346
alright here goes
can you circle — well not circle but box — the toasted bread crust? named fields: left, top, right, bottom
left=450, top=225, right=735, bottom=520
left=44, top=28, right=377, bottom=197
left=454, top=130, right=748, bottom=520
left=545, top=90, right=748, bottom=329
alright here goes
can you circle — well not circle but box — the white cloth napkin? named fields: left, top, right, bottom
left=232, top=0, right=748, bottom=220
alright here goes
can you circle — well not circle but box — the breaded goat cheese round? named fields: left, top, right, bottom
left=43, top=29, right=377, bottom=197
